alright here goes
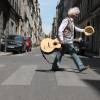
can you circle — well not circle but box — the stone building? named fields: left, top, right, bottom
left=0, top=0, right=43, bottom=51
left=0, top=0, right=21, bottom=50
left=20, top=0, right=35, bottom=37
left=33, top=0, right=42, bottom=45
left=20, top=0, right=42, bottom=45
left=55, top=0, right=100, bottom=56
left=72, top=0, right=100, bottom=55
left=52, top=17, right=57, bottom=38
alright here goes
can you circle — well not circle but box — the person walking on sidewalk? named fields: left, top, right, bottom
left=52, top=7, right=89, bottom=71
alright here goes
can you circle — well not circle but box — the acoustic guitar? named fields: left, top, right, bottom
left=40, top=37, right=83, bottom=53
left=40, top=38, right=61, bottom=54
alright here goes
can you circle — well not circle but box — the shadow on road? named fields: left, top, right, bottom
left=36, top=68, right=86, bottom=73
left=35, top=69, right=53, bottom=73
left=82, top=79, right=100, bottom=93
left=81, top=56, right=100, bottom=75
left=35, top=68, right=66, bottom=72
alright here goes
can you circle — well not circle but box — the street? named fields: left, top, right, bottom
left=0, top=47, right=100, bottom=100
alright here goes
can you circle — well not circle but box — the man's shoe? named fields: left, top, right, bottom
left=86, top=65, right=90, bottom=69
left=51, top=65, right=59, bottom=71
left=52, top=68, right=60, bottom=71
left=79, top=65, right=90, bottom=72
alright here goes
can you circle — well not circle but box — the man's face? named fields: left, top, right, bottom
left=75, top=13, right=79, bottom=17
left=72, top=13, right=79, bottom=19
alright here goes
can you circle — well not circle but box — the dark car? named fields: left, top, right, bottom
left=24, top=37, right=32, bottom=52
left=6, top=35, right=26, bottom=53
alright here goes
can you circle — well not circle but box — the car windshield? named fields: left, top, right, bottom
left=7, top=35, right=23, bottom=41
left=15, top=36, right=23, bottom=41
left=7, top=35, right=16, bottom=40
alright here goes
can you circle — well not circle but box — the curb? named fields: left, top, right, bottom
left=0, top=52, right=12, bottom=56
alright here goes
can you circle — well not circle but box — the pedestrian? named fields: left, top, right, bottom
left=52, top=7, right=90, bottom=72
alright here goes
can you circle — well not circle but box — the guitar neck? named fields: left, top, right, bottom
left=73, top=38, right=80, bottom=42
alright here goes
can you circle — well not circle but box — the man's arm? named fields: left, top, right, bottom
left=58, top=18, right=69, bottom=43
left=75, top=26, right=84, bottom=33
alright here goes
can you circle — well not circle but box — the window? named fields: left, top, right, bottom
left=13, top=0, right=14, bottom=8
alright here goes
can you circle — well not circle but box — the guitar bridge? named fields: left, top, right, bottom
left=48, top=42, right=50, bottom=47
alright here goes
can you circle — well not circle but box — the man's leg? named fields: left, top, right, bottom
left=71, top=53, right=86, bottom=71
left=52, top=49, right=63, bottom=70
left=68, top=44, right=87, bottom=71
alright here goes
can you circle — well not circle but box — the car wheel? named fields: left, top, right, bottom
left=29, top=48, right=32, bottom=51
left=22, top=45, right=26, bottom=53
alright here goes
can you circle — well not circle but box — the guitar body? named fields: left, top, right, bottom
left=40, top=38, right=61, bottom=54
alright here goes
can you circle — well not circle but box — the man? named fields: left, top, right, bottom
left=52, top=7, right=89, bottom=72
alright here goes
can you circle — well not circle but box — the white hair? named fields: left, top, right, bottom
left=68, top=7, right=80, bottom=16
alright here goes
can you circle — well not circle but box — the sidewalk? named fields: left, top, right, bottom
left=84, top=52, right=100, bottom=59
left=80, top=53, right=100, bottom=75
left=0, top=52, right=12, bottom=56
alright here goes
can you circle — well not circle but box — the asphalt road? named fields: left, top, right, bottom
left=0, top=47, right=100, bottom=100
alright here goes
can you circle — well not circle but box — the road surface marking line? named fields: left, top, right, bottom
left=0, top=64, right=5, bottom=68
left=55, top=72, right=87, bottom=87
left=1, top=65, right=37, bottom=85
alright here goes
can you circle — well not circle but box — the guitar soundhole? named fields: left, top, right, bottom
left=53, top=42, right=57, bottom=45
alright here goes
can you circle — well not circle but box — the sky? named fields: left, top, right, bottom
left=38, top=0, right=58, bottom=35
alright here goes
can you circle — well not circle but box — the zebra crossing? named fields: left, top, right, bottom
left=0, top=48, right=100, bottom=100
left=1, top=65, right=37, bottom=85
left=10, top=52, right=56, bottom=57
left=0, top=64, right=6, bottom=68
left=55, top=71, right=87, bottom=87
left=0, top=60, right=100, bottom=87
left=0, top=64, right=92, bottom=87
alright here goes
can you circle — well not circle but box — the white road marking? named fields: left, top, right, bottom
left=33, top=51, right=56, bottom=57
left=55, top=71, right=87, bottom=87
left=11, top=54, right=24, bottom=56
left=0, top=64, right=5, bottom=68
left=34, top=54, right=42, bottom=56
left=1, top=65, right=37, bottom=85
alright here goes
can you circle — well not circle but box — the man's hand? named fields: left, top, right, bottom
left=74, top=37, right=82, bottom=42
left=59, top=40, right=64, bottom=44
left=57, top=37, right=64, bottom=44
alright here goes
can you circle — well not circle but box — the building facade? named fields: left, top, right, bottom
left=52, top=17, right=57, bottom=38
left=0, top=0, right=43, bottom=51
left=55, top=0, right=100, bottom=56
left=19, top=0, right=42, bottom=45
left=73, top=0, right=100, bottom=55
left=0, top=0, right=21, bottom=50
left=33, top=0, right=42, bottom=45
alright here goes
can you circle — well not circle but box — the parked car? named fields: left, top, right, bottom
left=24, top=36, right=32, bottom=52
left=6, top=35, right=26, bottom=53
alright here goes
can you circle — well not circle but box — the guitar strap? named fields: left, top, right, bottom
left=40, top=49, right=53, bottom=64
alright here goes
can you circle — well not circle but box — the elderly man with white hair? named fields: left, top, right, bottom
left=52, top=7, right=90, bottom=72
